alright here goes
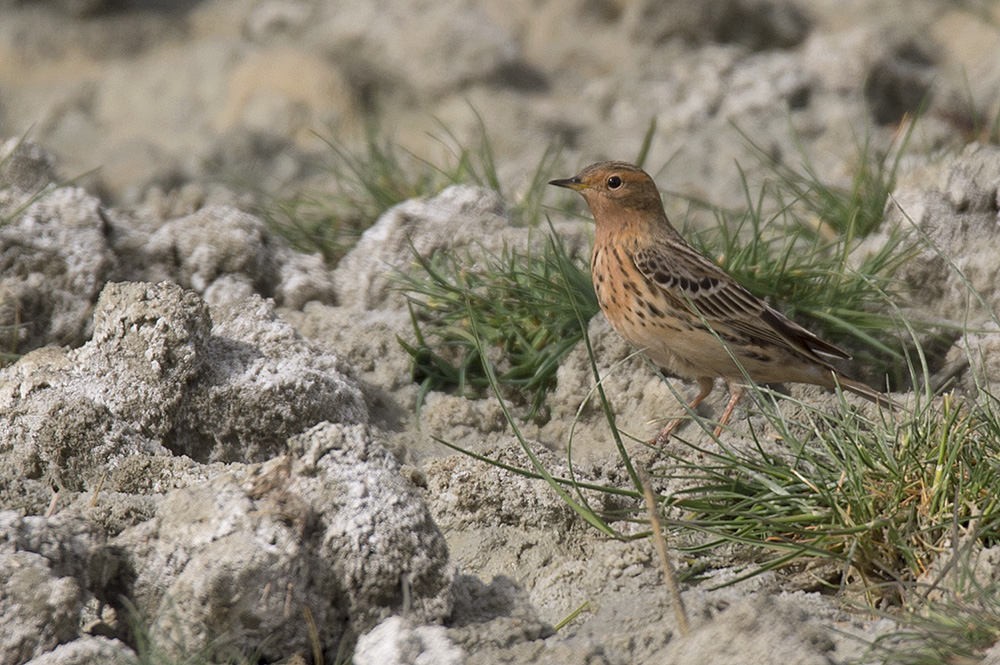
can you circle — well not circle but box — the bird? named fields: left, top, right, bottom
left=548, top=161, right=896, bottom=444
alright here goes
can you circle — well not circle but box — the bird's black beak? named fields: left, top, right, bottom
left=548, top=176, right=588, bottom=191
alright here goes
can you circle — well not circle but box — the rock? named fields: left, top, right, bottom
left=282, top=303, right=421, bottom=440
left=984, top=636, right=1000, bottom=665
left=0, top=513, right=119, bottom=665
left=141, top=205, right=278, bottom=302
left=333, top=185, right=511, bottom=310
left=863, top=36, right=936, bottom=126
left=931, top=10, right=1000, bottom=120
left=629, top=0, right=812, bottom=51
left=274, top=249, right=338, bottom=311
left=354, top=616, right=466, bottom=665
left=0, top=137, right=58, bottom=194
left=114, top=423, right=454, bottom=663
left=320, top=0, right=520, bottom=101
left=112, top=203, right=338, bottom=309
left=933, top=323, right=1000, bottom=396
left=243, top=0, right=314, bottom=42
left=193, top=293, right=368, bottom=460
left=0, top=552, right=83, bottom=665
left=0, top=281, right=367, bottom=494
left=24, top=637, right=137, bottom=665
left=0, top=142, right=336, bottom=358
left=214, top=47, right=357, bottom=140
left=865, top=143, right=1000, bottom=327
left=124, top=204, right=336, bottom=308
left=0, top=139, right=115, bottom=352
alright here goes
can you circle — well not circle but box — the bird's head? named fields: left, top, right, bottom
left=549, top=161, right=668, bottom=232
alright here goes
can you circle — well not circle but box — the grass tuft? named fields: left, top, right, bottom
left=735, top=118, right=914, bottom=238
left=658, top=388, right=1000, bottom=594
left=260, top=123, right=467, bottom=265
left=397, top=232, right=598, bottom=421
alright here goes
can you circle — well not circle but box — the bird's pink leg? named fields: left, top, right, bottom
left=712, top=382, right=746, bottom=437
left=651, top=377, right=715, bottom=445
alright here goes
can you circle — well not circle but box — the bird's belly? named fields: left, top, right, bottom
left=610, top=315, right=727, bottom=379
left=606, top=310, right=831, bottom=387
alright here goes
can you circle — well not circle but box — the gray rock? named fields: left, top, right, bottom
left=0, top=512, right=117, bottom=587
left=243, top=0, right=314, bottom=42
left=276, top=249, right=339, bottom=310
left=984, top=638, right=1000, bottom=665
left=24, top=637, right=137, bottom=665
left=629, top=0, right=812, bottom=51
left=0, top=137, right=58, bottom=195
left=142, top=205, right=279, bottom=300
left=932, top=323, right=1000, bottom=396
left=320, top=0, right=520, bottom=100
left=0, top=551, right=83, bottom=665
left=0, top=281, right=367, bottom=493
left=125, top=204, right=338, bottom=309
left=0, top=513, right=119, bottom=665
left=192, top=292, right=368, bottom=461
left=867, top=143, right=1000, bottom=328
left=863, top=36, right=936, bottom=126
left=354, top=616, right=466, bottom=665
left=333, top=185, right=511, bottom=310
left=0, top=142, right=336, bottom=359
left=0, top=142, right=115, bottom=352
left=281, top=304, right=419, bottom=436
left=114, top=423, right=454, bottom=663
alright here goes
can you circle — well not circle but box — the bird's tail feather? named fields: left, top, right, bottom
left=833, top=373, right=901, bottom=410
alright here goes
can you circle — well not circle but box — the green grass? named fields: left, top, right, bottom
left=735, top=121, right=912, bottom=237
left=396, top=231, right=598, bottom=422
left=657, top=388, right=1000, bottom=587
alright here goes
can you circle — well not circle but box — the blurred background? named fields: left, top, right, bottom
left=2, top=0, right=998, bottom=212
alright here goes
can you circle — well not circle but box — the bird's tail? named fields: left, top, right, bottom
left=832, top=372, right=901, bottom=411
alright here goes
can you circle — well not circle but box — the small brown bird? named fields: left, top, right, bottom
left=549, top=161, right=895, bottom=444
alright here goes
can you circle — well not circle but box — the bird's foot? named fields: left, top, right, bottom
left=650, top=418, right=684, bottom=446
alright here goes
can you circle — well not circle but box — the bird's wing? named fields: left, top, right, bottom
left=631, top=242, right=850, bottom=361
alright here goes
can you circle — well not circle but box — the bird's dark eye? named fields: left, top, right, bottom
left=607, top=175, right=623, bottom=189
